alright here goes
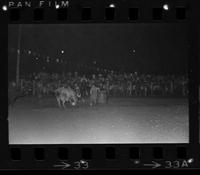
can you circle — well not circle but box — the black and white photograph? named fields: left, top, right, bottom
left=8, top=24, right=189, bottom=144
left=199, top=27, right=200, bottom=143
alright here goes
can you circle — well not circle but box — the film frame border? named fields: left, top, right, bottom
left=0, top=0, right=199, bottom=170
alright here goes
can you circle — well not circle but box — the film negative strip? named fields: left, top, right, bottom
left=0, top=0, right=199, bottom=170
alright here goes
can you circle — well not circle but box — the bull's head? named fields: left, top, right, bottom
left=69, top=97, right=77, bottom=106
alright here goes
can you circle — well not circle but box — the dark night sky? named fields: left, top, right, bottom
left=8, top=23, right=188, bottom=75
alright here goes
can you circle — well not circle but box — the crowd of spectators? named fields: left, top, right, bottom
left=10, top=71, right=188, bottom=98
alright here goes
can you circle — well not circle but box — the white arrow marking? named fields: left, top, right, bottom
left=144, top=161, right=161, bottom=169
left=54, top=161, right=71, bottom=169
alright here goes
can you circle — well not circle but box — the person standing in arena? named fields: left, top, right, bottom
left=104, top=79, right=110, bottom=103
left=80, top=75, right=88, bottom=102
left=90, top=84, right=100, bottom=106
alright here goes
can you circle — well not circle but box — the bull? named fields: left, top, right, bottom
left=55, top=86, right=78, bottom=108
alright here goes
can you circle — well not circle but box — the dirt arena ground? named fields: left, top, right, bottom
left=8, top=96, right=189, bottom=144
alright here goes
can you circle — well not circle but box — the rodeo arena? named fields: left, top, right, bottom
left=8, top=67, right=189, bottom=144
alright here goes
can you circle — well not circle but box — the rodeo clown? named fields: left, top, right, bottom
left=89, top=83, right=100, bottom=106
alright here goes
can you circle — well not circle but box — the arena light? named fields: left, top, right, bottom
left=163, top=4, right=170, bottom=11
left=61, top=50, right=65, bottom=54
left=109, top=3, right=116, bottom=8
left=55, top=4, right=60, bottom=9
left=2, top=5, right=8, bottom=11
